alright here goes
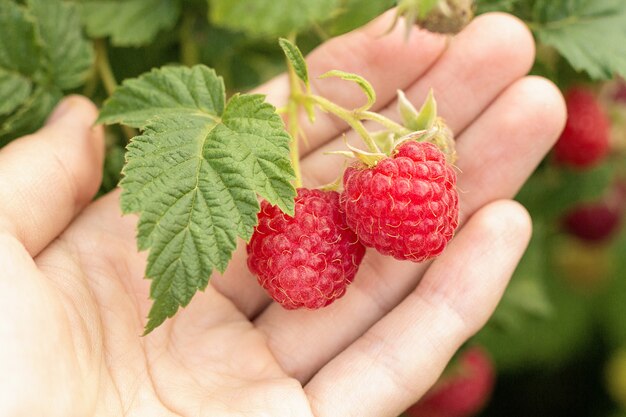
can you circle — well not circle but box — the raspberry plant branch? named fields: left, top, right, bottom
left=94, top=39, right=135, bottom=141
left=94, top=39, right=118, bottom=98
left=287, top=60, right=303, bottom=188
left=360, top=110, right=411, bottom=135
left=303, top=93, right=381, bottom=153
left=278, top=38, right=410, bottom=156
left=179, top=9, right=200, bottom=67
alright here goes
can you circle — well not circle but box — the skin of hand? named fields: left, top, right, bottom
left=0, top=10, right=566, bottom=417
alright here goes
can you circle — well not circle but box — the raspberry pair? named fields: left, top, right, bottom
left=247, top=141, right=459, bottom=309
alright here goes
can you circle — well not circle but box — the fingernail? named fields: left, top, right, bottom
left=45, top=97, right=75, bottom=125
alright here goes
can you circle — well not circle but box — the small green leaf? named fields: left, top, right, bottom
left=101, top=65, right=296, bottom=332
left=372, top=130, right=395, bottom=155
left=345, top=140, right=386, bottom=167
left=413, top=89, right=438, bottom=131
left=278, top=38, right=309, bottom=88
left=74, top=0, right=181, bottom=47
left=319, top=70, right=376, bottom=111
left=397, top=89, right=419, bottom=130
left=210, top=0, right=340, bottom=38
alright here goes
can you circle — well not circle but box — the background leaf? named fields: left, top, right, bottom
left=27, top=0, right=94, bottom=89
left=0, top=0, right=93, bottom=144
left=533, top=0, right=626, bottom=80
left=0, top=69, right=32, bottom=116
left=0, top=87, right=62, bottom=146
left=209, top=0, right=340, bottom=38
left=0, top=1, right=41, bottom=76
left=475, top=0, right=521, bottom=14
left=477, top=0, right=626, bottom=80
left=324, top=0, right=395, bottom=36
left=75, top=0, right=182, bottom=47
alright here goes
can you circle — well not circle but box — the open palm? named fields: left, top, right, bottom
left=0, top=11, right=565, bottom=417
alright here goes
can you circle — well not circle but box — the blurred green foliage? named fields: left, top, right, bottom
left=1, top=0, right=625, bottom=414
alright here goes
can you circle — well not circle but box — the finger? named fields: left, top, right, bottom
left=211, top=12, right=535, bottom=318
left=254, top=8, right=448, bottom=156
left=47, top=189, right=152, bottom=316
left=0, top=96, right=104, bottom=256
left=454, top=76, right=566, bottom=221
left=255, top=76, right=566, bottom=382
left=304, top=200, right=532, bottom=417
left=0, top=231, right=94, bottom=413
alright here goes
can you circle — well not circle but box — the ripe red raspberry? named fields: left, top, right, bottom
left=406, top=347, right=496, bottom=417
left=554, top=87, right=610, bottom=168
left=563, top=182, right=626, bottom=242
left=247, top=188, right=365, bottom=309
left=611, top=79, right=626, bottom=104
left=341, top=141, right=459, bottom=262
left=563, top=204, right=621, bottom=242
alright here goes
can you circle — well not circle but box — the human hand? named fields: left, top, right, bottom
left=0, top=10, right=565, bottom=417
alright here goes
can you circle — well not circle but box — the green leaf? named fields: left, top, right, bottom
left=0, top=69, right=32, bottom=116
left=210, top=0, right=340, bottom=38
left=413, top=89, right=438, bottom=130
left=530, top=0, right=626, bottom=79
left=26, top=0, right=94, bottom=89
left=325, top=0, right=395, bottom=36
left=475, top=0, right=520, bottom=14
left=98, top=65, right=225, bottom=128
left=397, top=89, right=419, bottom=129
left=319, top=70, right=376, bottom=111
left=0, top=1, right=42, bottom=77
left=278, top=38, right=309, bottom=88
left=0, top=86, right=62, bottom=146
left=100, top=65, right=296, bottom=332
left=0, top=0, right=93, bottom=143
left=75, top=0, right=181, bottom=47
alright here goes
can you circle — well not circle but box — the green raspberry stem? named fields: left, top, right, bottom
left=304, top=94, right=381, bottom=153
left=95, top=39, right=136, bottom=141
left=286, top=57, right=303, bottom=188
left=360, top=111, right=411, bottom=136
left=179, top=10, right=200, bottom=67
left=94, top=39, right=117, bottom=98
